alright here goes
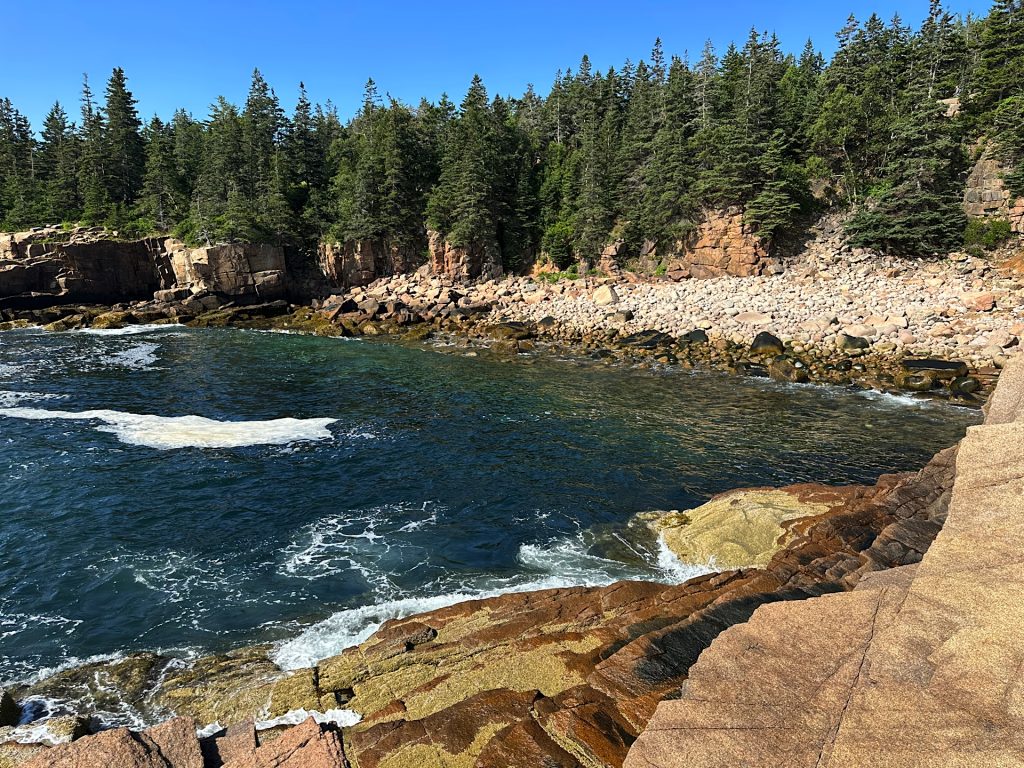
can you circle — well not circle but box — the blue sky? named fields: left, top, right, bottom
left=1, top=0, right=994, bottom=129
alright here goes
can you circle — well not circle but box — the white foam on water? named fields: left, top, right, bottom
left=196, top=720, right=225, bottom=739
left=853, top=389, right=934, bottom=408
left=254, top=707, right=362, bottom=730
left=75, top=324, right=185, bottom=337
left=102, top=341, right=160, bottom=370
left=0, top=390, right=67, bottom=408
left=0, top=407, right=338, bottom=449
left=656, top=537, right=716, bottom=583
left=272, top=528, right=709, bottom=671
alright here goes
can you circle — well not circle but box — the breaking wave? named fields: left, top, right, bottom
left=0, top=407, right=338, bottom=449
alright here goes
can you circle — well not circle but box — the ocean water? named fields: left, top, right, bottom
left=0, top=326, right=980, bottom=682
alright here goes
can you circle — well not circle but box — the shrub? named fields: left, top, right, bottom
left=964, top=218, right=1014, bottom=250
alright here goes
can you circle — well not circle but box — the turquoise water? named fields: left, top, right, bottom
left=0, top=326, right=979, bottom=682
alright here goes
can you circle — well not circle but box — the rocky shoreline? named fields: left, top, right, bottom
left=0, top=370, right=975, bottom=767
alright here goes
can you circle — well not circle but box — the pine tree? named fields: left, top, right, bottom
left=427, top=75, right=498, bottom=248
left=37, top=102, right=80, bottom=222
left=745, top=130, right=803, bottom=240
left=138, top=116, right=183, bottom=230
left=79, top=74, right=110, bottom=224
left=103, top=68, right=144, bottom=209
left=846, top=100, right=966, bottom=254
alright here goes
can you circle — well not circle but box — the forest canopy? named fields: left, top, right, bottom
left=2, top=0, right=1024, bottom=265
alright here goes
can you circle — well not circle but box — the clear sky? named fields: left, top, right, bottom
left=1, top=0, right=995, bottom=129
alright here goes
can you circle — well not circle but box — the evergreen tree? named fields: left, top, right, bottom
left=37, top=102, right=80, bottom=222
left=103, top=67, right=144, bottom=209
left=138, top=116, right=183, bottom=230
left=846, top=99, right=966, bottom=254
left=78, top=74, right=109, bottom=224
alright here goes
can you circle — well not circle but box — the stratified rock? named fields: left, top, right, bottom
left=427, top=230, right=502, bottom=282
left=21, top=717, right=202, bottom=768
left=664, top=208, right=776, bottom=279
left=165, top=240, right=287, bottom=302
left=317, top=239, right=420, bottom=290
left=223, top=718, right=343, bottom=768
left=625, top=357, right=1024, bottom=768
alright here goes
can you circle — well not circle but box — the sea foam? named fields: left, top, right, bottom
left=272, top=531, right=714, bottom=671
left=0, top=407, right=337, bottom=449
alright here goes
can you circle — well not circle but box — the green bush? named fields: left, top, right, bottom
left=964, top=218, right=1014, bottom=250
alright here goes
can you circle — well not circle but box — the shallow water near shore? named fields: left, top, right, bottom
left=0, top=326, right=980, bottom=683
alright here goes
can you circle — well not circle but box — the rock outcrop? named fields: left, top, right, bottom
left=963, top=148, right=1024, bottom=233
left=625, top=357, right=1024, bottom=768
left=164, top=240, right=287, bottom=302
left=665, top=208, right=780, bottom=280
left=14, top=716, right=343, bottom=768
left=0, top=230, right=288, bottom=310
left=0, top=233, right=167, bottom=309
left=427, top=230, right=503, bottom=281
left=317, top=239, right=421, bottom=290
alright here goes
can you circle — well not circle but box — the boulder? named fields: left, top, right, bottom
left=486, top=322, right=534, bottom=341
left=836, top=333, right=871, bottom=351
left=619, top=330, right=674, bottom=349
left=768, top=357, right=810, bottom=384
left=0, top=689, right=19, bottom=727
left=899, top=359, right=969, bottom=381
left=593, top=285, right=619, bottom=306
left=734, top=311, right=772, bottom=326
left=749, top=331, right=785, bottom=356
left=681, top=329, right=709, bottom=345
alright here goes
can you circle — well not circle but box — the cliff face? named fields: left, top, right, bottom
left=427, top=230, right=503, bottom=281
left=625, top=357, right=1024, bottom=768
left=664, top=208, right=781, bottom=280
left=0, top=230, right=288, bottom=309
left=963, top=149, right=1024, bottom=234
left=317, top=238, right=421, bottom=289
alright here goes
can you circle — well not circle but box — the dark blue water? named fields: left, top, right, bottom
left=0, top=326, right=979, bottom=681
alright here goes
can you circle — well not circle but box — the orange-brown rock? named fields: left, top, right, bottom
left=22, top=717, right=203, bottom=768
left=963, top=148, right=1024, bottom=234
left=427, top=230, right=502, bottom=281
left=665, top=208, right=776, bottom=280
left=317, top=239, right=420, bottom=290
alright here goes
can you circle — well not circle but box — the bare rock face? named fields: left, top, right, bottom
left=0, top=234, right=167, bottom=309
left=625, top=358, right=1024, bottom=768
left=963, top=149, right=1024, bottom=234
left=427, top=230, right=502, bottom=281
left=665, top=208, right=778, bottom=280
left=317, top=239, right=421, bottom=290
left=165, top=240, right=287, bottom=302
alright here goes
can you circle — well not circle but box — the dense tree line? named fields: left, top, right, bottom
left=2, top=0, right=1023, bottom=264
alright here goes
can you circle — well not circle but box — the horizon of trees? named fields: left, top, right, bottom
left=1, top=0, right=1023, bottom=267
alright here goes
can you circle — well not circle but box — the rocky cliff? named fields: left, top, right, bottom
left=625, top=356, right=1024, bottom=768
left=427, top=230, right=503, bottom=281
left=664, top=208, right=781, bottom=280
left=318, top=239, right=422, bottom=290
left=0, top=229, right=288, bottom=310
left=963, top=148, right=1024, bottom=234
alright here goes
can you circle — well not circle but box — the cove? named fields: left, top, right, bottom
left=0, top=326, right=979, bottom=683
